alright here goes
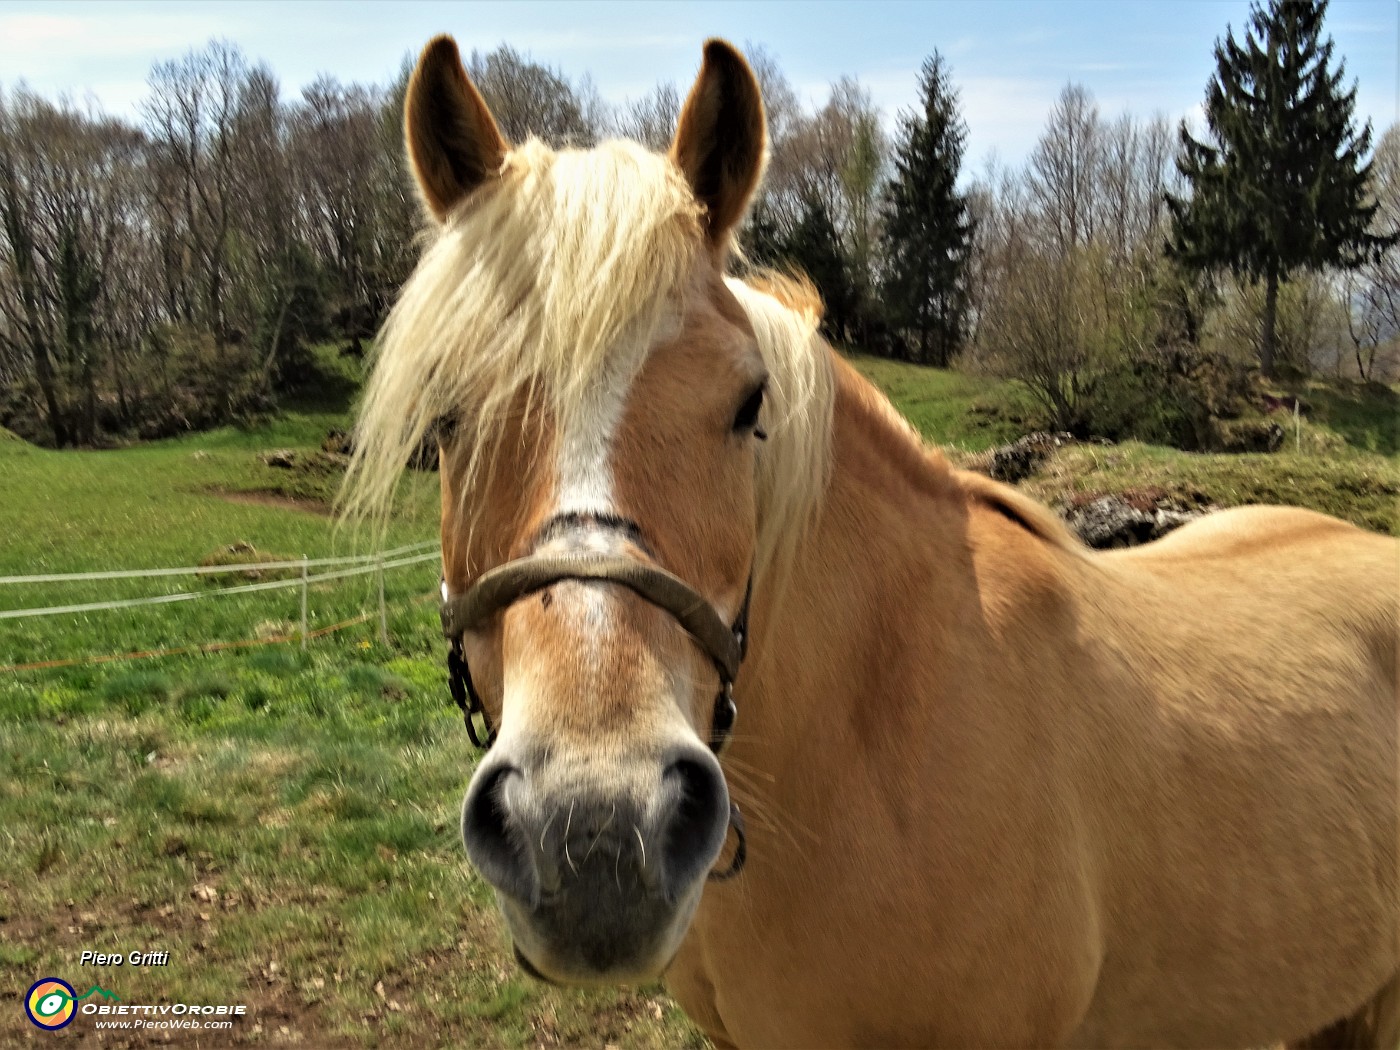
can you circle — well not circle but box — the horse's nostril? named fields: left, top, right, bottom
left=659, top=752, right=730, bottom=901
left=462, top=763, right=540, bottom=907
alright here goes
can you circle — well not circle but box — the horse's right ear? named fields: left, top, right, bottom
left=404, top=35, right=509, bottom=223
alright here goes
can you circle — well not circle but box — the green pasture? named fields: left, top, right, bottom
left=0, top=377, right=440, bottom=672
left=848, top=356, right=1400, bottom=534
left=2, top=349, right=1396, bottom=1047
left=0, top=355, right=699, bottom=1047
left=846, top=354, right=1041, bottom=452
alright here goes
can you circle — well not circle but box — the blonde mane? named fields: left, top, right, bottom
left=342, top=137, right=834, bottom=589
left=724, top=273, right=833, bottom=582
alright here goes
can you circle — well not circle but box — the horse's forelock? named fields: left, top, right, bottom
left=342, top=137, right=836, bottom=598
left=342, top=139, right=698, bottom=532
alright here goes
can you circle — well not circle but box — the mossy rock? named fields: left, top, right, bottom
left=1206, top=418, right=1285, bottom=454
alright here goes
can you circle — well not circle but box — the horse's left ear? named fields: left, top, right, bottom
left=404, top=35, right=510, bottom=223
left=670, top=40, right=767, bottom=246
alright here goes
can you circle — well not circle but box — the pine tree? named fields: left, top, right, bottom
left=785, top=194, right=855, bottom=343
left=880, top=53, right=974, bottom=366
left=1167, top=0, right=1389, bottom=378
left=741, top=199, right=787, bottom=270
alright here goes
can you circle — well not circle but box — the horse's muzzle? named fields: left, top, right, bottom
left=461, top=740, right=730, bottom=982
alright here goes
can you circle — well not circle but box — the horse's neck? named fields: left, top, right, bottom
left=740, top=354, right=976, bottom=792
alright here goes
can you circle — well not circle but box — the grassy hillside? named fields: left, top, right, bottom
left=2, top=349, right=1395, bottom=1048
left=846, top=354, right=1039, bottom=452
left=850, top=355, right=1400, bottom=534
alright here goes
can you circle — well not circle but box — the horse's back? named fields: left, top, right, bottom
left=1107, top=504, right=1397, bottom=695
left=1112, top=502, right=1393, bottom=565
left=1070, top=505, right=1399, bottom=1047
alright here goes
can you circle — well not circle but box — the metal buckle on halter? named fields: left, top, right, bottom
left=711, top=679, right=737, bottom=752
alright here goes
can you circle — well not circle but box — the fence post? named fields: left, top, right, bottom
left=300, top=557, right=309, bottom=651
left=377, top=551, right=389, bottom=646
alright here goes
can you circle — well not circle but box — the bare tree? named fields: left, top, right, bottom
left=743, top=45, right=804, bottom=234
left=143, top=40, right=247, bottom=344
left=1027, top=83, right=1102, bottom=255
left=975, top=86, right=1192, bottom=433
left=465, top=46, right=600, bottom=147
left=0, top=88, right=149, bottom=444
left=231, top=63, right=308, bottom=389
left=613, top=81, right=680, bottom=151
left=1098, top=113, right=1140, bottom=262
left=1342, top=123, right=1400, bottom=379
left=0, top=40, right=433, bottom=444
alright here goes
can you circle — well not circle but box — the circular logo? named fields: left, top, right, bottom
left=25, top=978, right=77, bottom=1030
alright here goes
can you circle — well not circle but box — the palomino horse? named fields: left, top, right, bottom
left=345, top=35, right=1399, bottom=1049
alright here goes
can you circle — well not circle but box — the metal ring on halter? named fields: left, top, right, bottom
left=446, top=639, right=495, bottom=749
left=708, top=802, right=747, bottom=881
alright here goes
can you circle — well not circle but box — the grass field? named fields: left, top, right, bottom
left=2, top=349, right=1395, bottom=1047
left=0, top=354, right=699, bottom=1048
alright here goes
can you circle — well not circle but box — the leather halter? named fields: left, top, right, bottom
left=440, top=550, right=752, bottom=879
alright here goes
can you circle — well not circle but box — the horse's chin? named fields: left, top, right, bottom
left=497, top=880, right=702, bottom=986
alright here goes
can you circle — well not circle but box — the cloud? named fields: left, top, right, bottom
left=957, top=74, right=1064, bottom=165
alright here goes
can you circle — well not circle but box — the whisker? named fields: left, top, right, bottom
left=720, top=764, right=819, bottom=856
left=720, top=755, right=777, bottom=783
left=563, top=799, right=577, bottom=875
left=539, top=809, right=556, bottom=855
left=581, top=803, right=615, bottom=866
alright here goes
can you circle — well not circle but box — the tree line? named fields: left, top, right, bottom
left=0, top=42, right=417, bottom=446
left=1, top=0, right=1396, bottom=450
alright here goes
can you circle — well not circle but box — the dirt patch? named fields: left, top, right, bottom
left=209, top=490, right=332, bottom=517
left=4, top=891, right=359, bottom=1048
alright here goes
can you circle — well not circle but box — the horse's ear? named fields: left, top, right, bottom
left=670, top=39, right=767, bottom=246
left=404, top=35, right=509, bottom=223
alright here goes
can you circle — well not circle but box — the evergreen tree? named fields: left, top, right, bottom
left=741, top=199, right=788, bottom=270
left=1167, top=0, right=1389, bottom=378
left=785, top=194, right=855, bottom=343
left=880, top=53, right=974, bottom=366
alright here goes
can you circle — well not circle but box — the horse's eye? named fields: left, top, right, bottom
left=733, top=383, right=766, bottom=436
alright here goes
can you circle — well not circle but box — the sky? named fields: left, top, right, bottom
left=1, top=0, right=1395, bottom=171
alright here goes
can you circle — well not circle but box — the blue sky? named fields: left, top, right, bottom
left=1, top=1, right=1395, bottom=169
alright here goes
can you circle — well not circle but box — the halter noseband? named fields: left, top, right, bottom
left=440, top=550, right=752, bottom=879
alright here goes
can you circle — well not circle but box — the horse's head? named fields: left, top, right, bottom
left=354, top=35, right=804, bottom=984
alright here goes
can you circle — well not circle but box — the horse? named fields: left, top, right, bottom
left=344, top=35, right=1400, bottom=1049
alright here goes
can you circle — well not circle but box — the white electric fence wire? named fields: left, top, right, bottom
left=0, top=539, right=439, bottom=586
left=0, top=551, right=442, bottom=622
